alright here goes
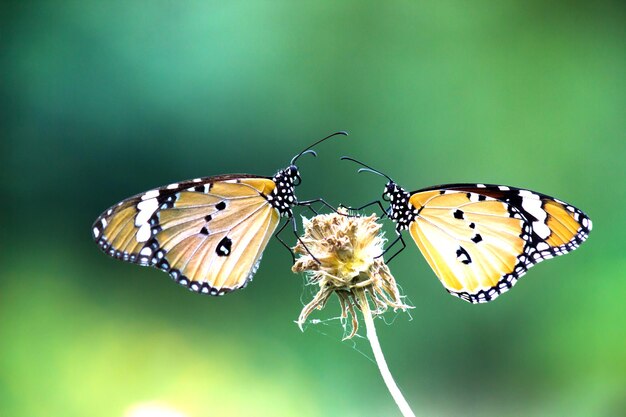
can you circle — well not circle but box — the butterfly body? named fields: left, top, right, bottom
left=381, top=181, right=592, bottom=303
left=93, top=166, right=302, bottom=296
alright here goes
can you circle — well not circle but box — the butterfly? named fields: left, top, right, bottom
left=92, top=132, right=347, bottom=296
left=341, top=157, right=592, bottom=304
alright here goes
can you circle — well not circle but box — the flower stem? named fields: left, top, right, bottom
left=359, top=291, right=416, bottom=417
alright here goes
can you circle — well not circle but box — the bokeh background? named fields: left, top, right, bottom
left=2, top=1, right=624, bottom=416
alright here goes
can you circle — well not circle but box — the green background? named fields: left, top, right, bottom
left=2, top=1, right=624, bottom=416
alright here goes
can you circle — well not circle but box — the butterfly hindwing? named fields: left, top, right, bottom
left=407, top=184, right=592, bottom=303
left=93, top=175, right=280, bottom=295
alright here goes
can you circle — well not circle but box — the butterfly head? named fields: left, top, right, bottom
left=382, top=181, right=397, bottom=201
left=288, top=164, right=301, bottom=184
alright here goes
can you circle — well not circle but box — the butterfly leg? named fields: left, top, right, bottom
left=274, top=219, right=297, bottom=264
left=346, top=200, right=387, bottom=218
left=290, top=215, right=322, bottom=264
left=298, top=198, right=338, bottom=214
left=273, top=217, right=322, bottom=265
left=377, top=232, right=406, bottom=264
left=299, top=198, right=385, bottom=218
left=301, top=204, right=319, bottom=216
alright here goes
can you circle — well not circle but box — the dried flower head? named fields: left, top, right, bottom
left=292, top=208, right=412, bottom=339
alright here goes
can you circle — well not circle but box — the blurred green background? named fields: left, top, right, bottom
left=2, top=1, right=624, bottom=416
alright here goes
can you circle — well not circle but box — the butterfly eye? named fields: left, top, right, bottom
left=293, top=174, right=302, bottom=186
left=382, top=192, right=390, bottom=202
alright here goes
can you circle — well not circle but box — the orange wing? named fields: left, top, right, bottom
left=407, top=184, right=592, bottom=303
left=93, top=176, right=280, bottom=295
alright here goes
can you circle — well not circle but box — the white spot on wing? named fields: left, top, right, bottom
left=498, top=186, right=510, bottom=191
left=536, top=242, right=550, bottom=251
left=533, top=221, right=551, bottom=239
left=522, top=197, right=547, bottom=222
left=166, top=183, right=179, bottom=189
left=140, top=247, right=152, bottom=256
left=136, top=223, right=151, bottom=242
left=135, top=198, right=159, bottom=227
left=519, top=190, right=539, bottom=199
left=142, top=190, right=160, bottom=200
left=93, top=227, right=100, bottom=238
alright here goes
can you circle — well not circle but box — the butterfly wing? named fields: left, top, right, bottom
left=407, top=184, right=592, bottom=303
left=92, top=175, right=280, bottom=295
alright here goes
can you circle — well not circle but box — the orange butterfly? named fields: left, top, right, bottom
left=92, top=132, right=347, bottom=296
left=342, top=157, right=592, bottom=303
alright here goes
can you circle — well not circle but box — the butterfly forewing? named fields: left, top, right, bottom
left=92, top=175, right=280, bottom=295
left=407, top=184, right=592, bottom=303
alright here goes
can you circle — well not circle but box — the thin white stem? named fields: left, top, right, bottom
left=359, top=292, right=416, bottom=417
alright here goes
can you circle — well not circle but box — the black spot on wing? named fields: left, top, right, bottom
left=216, top=201, right=226, bottom=211
left=456, top=246, right=472, bottom=264
left=471, top=234, right=483, bottom=243
left=158, top=194, right=176, bottom=209
left=454, top=209, right=464, bottom=219
left=216, top=236, right=232, bottom=256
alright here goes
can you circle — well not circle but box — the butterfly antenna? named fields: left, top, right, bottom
left=290, top=131, right=349, bottom=165
left=340, top=156, right=393, bottom=182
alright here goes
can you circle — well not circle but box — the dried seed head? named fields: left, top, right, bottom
left=292, top=209, right=412, bottom=339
